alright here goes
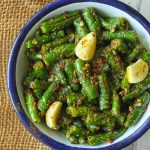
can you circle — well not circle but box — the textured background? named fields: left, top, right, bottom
left=0, top=0, right=150, bottom=150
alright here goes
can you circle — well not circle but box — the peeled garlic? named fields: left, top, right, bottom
left=127, top=59, right=148, bottom=83
left=46, top=101, right=63, bottom=130
left=75, top=32, right=96, bottom=60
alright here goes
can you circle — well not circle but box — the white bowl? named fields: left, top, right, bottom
left=8, top=0, right=150, bottom=149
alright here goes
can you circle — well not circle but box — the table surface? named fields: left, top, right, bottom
left=0, top=0, right=150, bottom=150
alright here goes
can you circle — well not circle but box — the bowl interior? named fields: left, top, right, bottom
left=16, top=2, right=150, bottom=148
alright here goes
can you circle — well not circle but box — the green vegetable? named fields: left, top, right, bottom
left=26, top=30, right=65, bottom=48
left=33, top=88, right=43, bottom=100
left=78, top=137, right=86, bottom=144
left=85, top=112, right=115, bottom=128
left=41, top=10, right=80, bottom=28
left=103, top=46, right=125, bottom=78
left=86, top=124, right=100, bottom=133
left=110, top=73, right=121, bottom=90
left=103, top=31, right=137, bottom=43
left=33, top=61, right=48, bottom=79
left=99, top=17, right=128, bottom=32
left=98, top=73, right=111, bottom=111
left=58, top=86, right=72, bottom=103
left=111, top=90, right=125, bottom=125
left=67, top=93, right=85, bottom=107
left=66, top=125, right=85, bottom=137
left=123, top=75, right=150, bottom=102
left=74, top=16, right=89, bottom=41
left=38, top=79, right=60, bottom=112
left=141, top=49, right=150, bottom=67
left=88, top=127, right=127, bottom=145
left=29, top=79, right=48, bottom=90
left=68, top=136, right=78, bottom=144
left=111, top=90, right=120, bottom=116
left=111, top=39, right=128, bottom=54
left=41, top=37, right=69, bottom=54
left=27, top=51, right=42, bottom=61
left=82, top=7, right=101, bottom=41
left=43, top=43, right=75, bottom=66
left=125, top=92, right=150, bottom=127
left=74, top=59, right=99, bottom=100
left=65, top=59, right=80, bottom=91
left=25, top=90, right=41, bottom=123
left=24, top=61, right=48, bottom=84
left=128, top=44, right=143, bottom=62
left=67, top=106, right=98, bottom=117
left=41, top=15, right=80, bottom=33
left=121, top=73, right=130, bottom=92
left=53, top=64, right=67, bottom=85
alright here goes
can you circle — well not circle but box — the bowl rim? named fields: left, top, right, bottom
left=7, top=0, right=150, bottom=149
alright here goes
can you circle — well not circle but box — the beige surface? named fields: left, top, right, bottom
left=0, top=1, right=52, bottom=149
left=0, top=0, right=150, bottom=150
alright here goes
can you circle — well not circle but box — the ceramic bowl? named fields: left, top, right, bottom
left=7, top=0, right=150, bottom=149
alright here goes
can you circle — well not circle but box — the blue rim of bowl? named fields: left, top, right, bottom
left=7, top=0, right=150, bottom=150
